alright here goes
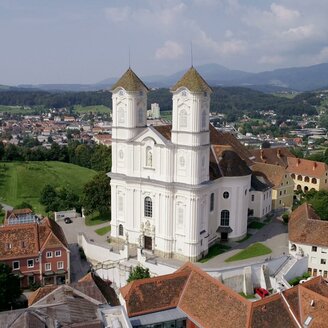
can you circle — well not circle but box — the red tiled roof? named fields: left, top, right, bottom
left=289, top=203, right=328, bottom=247
left=287, top=157, right=328, bottom=178
left=251, top=162, right=287, bottom=187
left=0, top=217, right=68, bottom=261
left=250, top=147, right=295, bottom=168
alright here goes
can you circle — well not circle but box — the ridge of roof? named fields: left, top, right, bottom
left=111, top=68, right=149, bottom=92
left=171, top=66, right=212, bottom=93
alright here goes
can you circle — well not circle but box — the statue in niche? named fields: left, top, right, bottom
left=146, top=147, right=153, bottom=167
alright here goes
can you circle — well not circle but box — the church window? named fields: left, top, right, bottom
left=144, top=197, right=153, bottom=217
left=251, top=195, right=255, bottom=202
left=179, top=109, right=188, bottom=128
left=179, top=156, right=185, bottom=167
left=201, top=110, right=206, bottom=130
left=118, top=108, right=125, bottom=124
left=312, top=178, right=317, bottom=184
left=146, top=146, right=153, bottom=167
left=119, top=224, right=124, bottom=236
left=223, top=191, right=229, bottom=199
left=220, top=210, right=230, bottom=226
left=210, top=193, right=214, bottom=212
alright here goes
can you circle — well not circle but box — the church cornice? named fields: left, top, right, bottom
left=108, top=172, right=213, bottom=191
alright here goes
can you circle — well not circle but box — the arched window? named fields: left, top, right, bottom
left=297, top=175, right=302, bottom=181
left=119, top=224, right=124, bottom=236
left=201, top=110, right=206, bottom=130
left=297, top=184, right=302, bottom=191
left=223, top=191, right=229, bottom=199
left=144, top=197, right=152, bottom=217
left=304, top=176, right=310, bottom=182
left=210, top=193, right=214, bottom=212
left=179, top=109, right=187, bottom=128
left=291, top=174, right=295, bottom=179
left=312, top=177, right=317, bottom=184
left=146, top=146, right=153, bottom=167
left=220, top=210, right=230, bottom=226
left=304, top=186, right=309, bottom=192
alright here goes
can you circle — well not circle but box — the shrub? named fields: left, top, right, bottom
left=282, top=213, right=289, bottom=224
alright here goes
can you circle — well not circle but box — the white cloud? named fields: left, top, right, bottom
left=155, top=41, right=184, bottom=60
left=197, top=30, right=246, bottom=56
left=270, top=3, right=300, bottom=21
left=313, top=47, right=328, bottom=64
left=282, top=24, right=316, bottom=41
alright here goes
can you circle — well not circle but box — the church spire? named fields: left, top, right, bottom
left=111, top=68, right=149, bottom=92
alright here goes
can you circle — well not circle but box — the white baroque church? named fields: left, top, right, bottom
left=109, top=67, right=268, bottom=261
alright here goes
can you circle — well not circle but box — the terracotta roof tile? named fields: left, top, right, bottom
left=28, top=285, right=58, bottom=306
left=178, top=268, right=251, bottom=328
left=153, top=125, right=172, bottom=141
left=111, top=68, right=149, bottom=92
left=250, top=147, right=295, bottom=168
left=287, top=157, right=328, bottom=178
left=250, top=293, right=297, bottom=328
left=121, top=271, right=191, bottom=317
left=289, top=203, right=328, bottom=247
left=171, top=67, right=212, bottom=93
left=0, top=223, right=39, bottom=260
left=251, top=162, right=287, bottom=187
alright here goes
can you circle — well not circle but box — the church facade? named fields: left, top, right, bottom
left=109, top=67, right=257, bottom=261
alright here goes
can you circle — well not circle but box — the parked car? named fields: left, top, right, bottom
left=255, top=287, right=269, bottom=299
left=64, top=217, right=72, bottom=224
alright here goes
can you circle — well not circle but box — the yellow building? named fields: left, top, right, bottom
left=251, top=163, right=294, bottom=210
left=287, top=157, right=328, bottom=192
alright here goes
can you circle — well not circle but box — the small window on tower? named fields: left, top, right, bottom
left=138, top=108, right=143, bottom=124
left=179, top=109, right=188, bottom=128
left=201, top=110, right=206, bottom=129
left=118, top=108, right=125, bottom=124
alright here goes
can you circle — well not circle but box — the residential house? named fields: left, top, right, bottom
left=289, top=203, right=328, bottom=278
left=0, top=217, right=70, bottom=288
left=287, top=157, right=328, bottom=192
left=0, top=272, right=130, bottom=328
left=120, top=262, right=328, bottom=328
left=251, top=163, right=294, bottom=211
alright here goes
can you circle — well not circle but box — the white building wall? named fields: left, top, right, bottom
left=289, top=242, right=328, bottom=277
left=249, top=189, right=272, bottom=218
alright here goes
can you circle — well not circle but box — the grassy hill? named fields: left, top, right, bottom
left=0, top=161, right=97, bottom=213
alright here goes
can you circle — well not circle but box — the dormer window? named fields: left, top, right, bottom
left=5, top=243, right=12, bottom=251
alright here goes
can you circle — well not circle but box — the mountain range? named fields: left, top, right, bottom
left=14, top=62, right=328, bottom=93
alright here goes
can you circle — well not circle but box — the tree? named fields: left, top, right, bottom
left=15, top=202, right=33, bottom=211
left=82, top=172, right=111, bottom=215
left=0, top=263, right=22, bottom=311
left=127, top=265, right=150, bottom=283
left=40, top=184, right=57, bottom=208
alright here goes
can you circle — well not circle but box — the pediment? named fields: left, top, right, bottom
left=131, top=126, right=170, bottom=145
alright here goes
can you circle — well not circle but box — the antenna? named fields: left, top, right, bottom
left=128, top=46, right=131, bottom=68
left=190, top=41, right=193, bottom=67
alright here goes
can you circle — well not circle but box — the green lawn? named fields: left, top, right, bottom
left=225, top=243, right=272, bottom=263
left=0, top=161, right=96, bottom=213
left=85, top=211, right=111, bottom=226
left=199, top=244, right=231, bottom=263
left=248, top=221, right=266, bottom=229
left=95, top=225, right=111, bottom=236
left=239, top=292, right=255, bottom=299
left=74, top=105, right=111, bottom=114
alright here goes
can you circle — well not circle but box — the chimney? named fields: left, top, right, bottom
left=277, top=149, right=281, bottom=158
left=313, top=162, right=317, bottom=170
left=260, top=150, right=264, bottom=160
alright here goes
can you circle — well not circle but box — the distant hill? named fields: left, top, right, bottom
left=0, top=161, right=96, bottom=213
left=14, top=62, right=328, bottom=93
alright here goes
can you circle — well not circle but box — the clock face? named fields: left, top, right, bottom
left=119, top=90, right=124, bottom=96
left=181, top=90, right=187, bottom=97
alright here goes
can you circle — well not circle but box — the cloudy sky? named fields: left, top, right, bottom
left=1, top=0, right=328, bottom=85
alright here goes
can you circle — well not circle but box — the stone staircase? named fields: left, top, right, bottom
left=274, top=256, right=298, bottom=289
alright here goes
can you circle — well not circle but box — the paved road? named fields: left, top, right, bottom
left=198, top=217, right=289, bottom=269
left=69, top=243, right=91, bottom=282
left=58, top=217, right=111, bottom=246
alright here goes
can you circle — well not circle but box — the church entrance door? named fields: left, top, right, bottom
left=221, top=232, right=228, bottom=241
left=144, top=236, right=152, bottom=250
